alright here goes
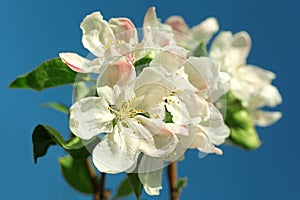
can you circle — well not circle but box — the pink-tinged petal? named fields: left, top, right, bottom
left=141, top=7, right=175, bottom=49
left=59, top=52, right=101, bottom=73
left=97, top=57, right=135, bottom=88
left=109, top=18, right=138, bottom=45
left=165, top=16, right=189, bottom=33
left=143, top=7, right=158, bottom=27
left=80, top=12, right=115, bottom=57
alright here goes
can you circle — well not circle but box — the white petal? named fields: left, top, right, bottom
left=134, top=67, right=174, bottom=111
left=198, top=104, right=230, bottom=145
left=128, top=116, right=179, bottom=158
left=184, top=56, right=228, bottom=101
left=96, top=86, right=116, bottom=106
left=251, top=110, right=282, bottom=127
left=210, top=31, right=251, bottom=73
left=164, top=125, right=198, bottom=162
left=231, top=65, right=282, bottom=108
left=189, top=125, right=224, bottom=155
left=59, top=52, right=102, bottom=73
left=138, top=156, right=163, bottom=196
left=148, top=103, right=166, bottom=120
left=150, top=46, right=188, bottom=70
left=191, top=17, right=219, bottom=43
left=165, top=94, right=209, bottom=125
left=70, top=97, right=115, bottom=140
left=80, top=12, right=114, bottom=57
left=239, top=65, right=276, bottom=82
left=92, top=124, right=140, bottom=174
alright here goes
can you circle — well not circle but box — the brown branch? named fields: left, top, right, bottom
left=99, top=172, right=106, bottom=200
left=167, top=162, right=179, bottom=200
left=85, top=159, right=101, bottom=200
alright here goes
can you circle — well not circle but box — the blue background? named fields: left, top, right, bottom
left=1, top=0, right=298, bottom=199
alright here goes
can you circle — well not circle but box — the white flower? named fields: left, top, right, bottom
left=59, top=8, right=180, bottom=73
left=210, top=31, right=282, bottom=126
left=64, top=8, right=233, bottom=196
left=132, top=49, right=230, bottom=195
left=60, top=12, right=138, bottom=73
left=165, top=15, right=219, bottom=50
left=69, top=58, right=189, bottom=174
left=149, top=49, right=230, bottom=156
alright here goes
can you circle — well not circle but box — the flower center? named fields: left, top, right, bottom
left=108, top=98, right=148, bottom=123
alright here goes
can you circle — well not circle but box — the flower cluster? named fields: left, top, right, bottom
left=60, top=7, right=281, bottom=195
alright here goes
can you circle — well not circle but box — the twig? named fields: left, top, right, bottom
left=85, top=159, right=101, bottom=200
left=99, top=172, right=106, bottom=200
left=167, top=162, right=179, bottom=200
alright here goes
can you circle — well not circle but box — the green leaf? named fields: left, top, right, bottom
left=59, top=156, right=93, bottom=194
left=114, top=177, right=134, bottom=199
left=42, top=102, right=69, bottom=114
left=127, top=173, right=143, bottom=200
left=32, top=124, right=91, bottom=163
left=9, top=58, right=77, bottom=91
left=64, top=137, right=93, bottom=159
left=225, top=93, right=261, bottom=150
left=192, top=42, right=207, bottom=57
left=134, top=54, right=153, bottom=75
left=32, top=125, right=56, bottom=163
left=164, top=110, right=174, bottom=123
left=133, top=54, right=153, bottom=67
left=177, top=177, right=188, bottom=190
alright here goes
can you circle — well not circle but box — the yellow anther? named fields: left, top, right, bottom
left=102, top=39, right=114, bottom=50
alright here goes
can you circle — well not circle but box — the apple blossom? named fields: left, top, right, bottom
left=69, top=58, right=194, bottom=174
left=149, top=48, right=230, bottom=153
left=59, top=12, right=138, bottom=73
left=210, top=31, right=282, bottom=126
